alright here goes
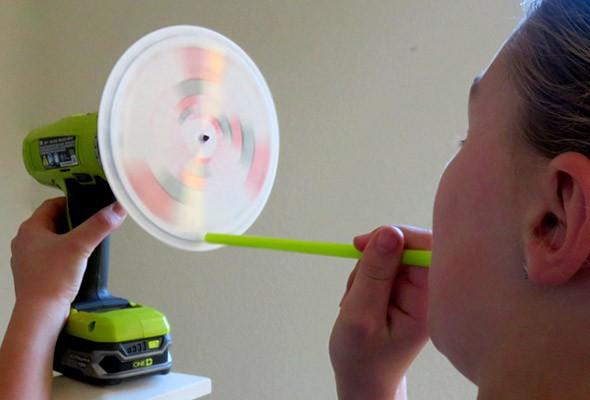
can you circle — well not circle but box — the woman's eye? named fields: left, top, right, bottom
left=450, top=134, right=468, bottom=148
left=453, top=135, right=466, bottom=148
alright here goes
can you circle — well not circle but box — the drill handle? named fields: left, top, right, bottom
left=64, top=176, right=129, bottom=312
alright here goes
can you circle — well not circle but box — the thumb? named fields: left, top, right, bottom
left=68, top=202, right=127, bottom=254
left=343, top=225, right=404, bottom=321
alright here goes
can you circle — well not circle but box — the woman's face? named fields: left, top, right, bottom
left=429, top=48, right=533, bottom=382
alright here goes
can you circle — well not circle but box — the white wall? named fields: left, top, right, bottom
left=0, top=1, right=522, bottom=398
left=0, top=0, right=48, bottom=336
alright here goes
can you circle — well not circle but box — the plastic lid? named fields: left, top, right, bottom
left=99, top=26, right=279, bottom=251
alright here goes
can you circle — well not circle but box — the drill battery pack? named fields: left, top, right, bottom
left=54, top=303, right=172, bottom=385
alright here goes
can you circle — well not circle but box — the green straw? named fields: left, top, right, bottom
left=204, top=232, right=431, bottom=267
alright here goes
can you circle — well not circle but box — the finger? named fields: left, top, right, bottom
left=355, top=225, right=431, bottom=257
left=27, top=197, right=67, bottom=230
left=341, top=228, right=379, bottom=306
left=397, top=225, right=432, bottom=252
left=404, top=264, right=429, bottom=289
left=393, top=269, right=429, bottom=319
left=339, top=263, right=359, bottom=306
left=344, top=225, right=430, bottom=307
left=67, top=202, right=127, bottom=254
left=388, top=226, right=430, bottom=291
left=343, top=225, right=404, bottom=321
left=352, top=227, right=379, bottom=251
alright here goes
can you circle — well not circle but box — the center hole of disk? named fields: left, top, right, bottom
left=198, top=134, right=210, bottom=143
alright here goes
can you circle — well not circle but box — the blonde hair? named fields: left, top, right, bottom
left=505, top=0, right=590, bottom=158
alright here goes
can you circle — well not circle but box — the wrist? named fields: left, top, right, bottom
left=335, top=375, right=406, bottom=400
left=0, top=296, right=71, bottom=400
left=13, top=298, right=71, bottom=328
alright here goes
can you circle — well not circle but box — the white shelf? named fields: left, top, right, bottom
left=51, top=372, right=211, bottom=399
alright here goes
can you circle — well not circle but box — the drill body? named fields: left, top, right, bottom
left=23, top=113, right=172, bottom=385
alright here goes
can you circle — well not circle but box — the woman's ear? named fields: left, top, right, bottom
left=525, top=152, right=590, bottom=285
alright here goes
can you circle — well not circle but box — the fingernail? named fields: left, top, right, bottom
left=376, top=227, right=400, bottom=254
left=111, top=202, right=127, bottom=219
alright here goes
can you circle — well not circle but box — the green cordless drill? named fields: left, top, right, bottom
left=23, top=113, right=172, bottom=385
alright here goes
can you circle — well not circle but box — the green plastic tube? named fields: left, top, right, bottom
left=204, top=233, right=431, bottom=267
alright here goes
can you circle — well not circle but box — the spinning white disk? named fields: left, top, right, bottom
left=99, top=26, right=279, bottom=251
